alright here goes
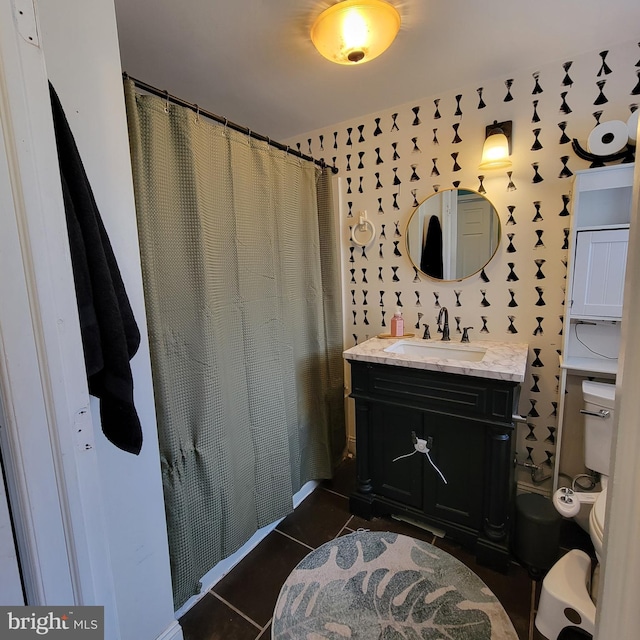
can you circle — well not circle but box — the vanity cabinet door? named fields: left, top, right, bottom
left=422, top=413, right=485, bottom=530
left=370, top=403, right=424, bottom=510
left=368, top=400, right=486, bottom=527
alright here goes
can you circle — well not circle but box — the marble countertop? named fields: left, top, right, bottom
left=343, top=336, right=529, bottom=382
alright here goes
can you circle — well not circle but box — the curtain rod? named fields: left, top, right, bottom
left=123, top=73, right=337, bottom=174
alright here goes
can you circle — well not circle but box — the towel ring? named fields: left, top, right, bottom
left=351, top=212, right=376, bottom=247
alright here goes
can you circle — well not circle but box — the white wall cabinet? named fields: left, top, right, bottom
left=571, top=227, right=629, bottom=319
left=554, top=164, right=634, bottom=490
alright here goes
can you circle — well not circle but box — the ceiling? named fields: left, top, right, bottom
left=113, top=0, right=640, bottom=142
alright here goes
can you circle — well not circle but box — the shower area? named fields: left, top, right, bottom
left=123, top=78, right=346, bottom=608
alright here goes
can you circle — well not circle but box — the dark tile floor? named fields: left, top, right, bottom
left=179, top=458, right=594, bottom=640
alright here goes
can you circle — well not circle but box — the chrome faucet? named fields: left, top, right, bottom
left=437, top=307, right=450, bottom=341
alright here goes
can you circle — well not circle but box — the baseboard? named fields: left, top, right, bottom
left=155, top=620, right=184, bottom=640
left=517, top=479, right=552, bottom=497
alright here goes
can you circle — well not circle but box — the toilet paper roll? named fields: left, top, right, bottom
left=587, top=120, right=628, bottom=155
left=627, top=110, right=639, bottom=144
left=553, top=488, right=581, bottom=517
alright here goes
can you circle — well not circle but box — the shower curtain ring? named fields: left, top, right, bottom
left=194, top=104, right=200, bottom=122
left=163, top=90, right=169, bottom=114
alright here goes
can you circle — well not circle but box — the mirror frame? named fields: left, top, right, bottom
left=405, top=188, right=501, bottom=282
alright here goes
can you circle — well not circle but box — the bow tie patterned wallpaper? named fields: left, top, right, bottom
left=288, top=39, right=639, bottom=493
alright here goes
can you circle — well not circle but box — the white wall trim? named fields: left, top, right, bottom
left=595, top=157, right=640, bottom=636
left=0, top=0, right=110, bottom=606
left=515, top=480, right=551, bottom=498
left=153, top=620, right=184, bottom=640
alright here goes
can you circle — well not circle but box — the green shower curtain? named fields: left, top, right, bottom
left=124, top=79, right=345, bottom=608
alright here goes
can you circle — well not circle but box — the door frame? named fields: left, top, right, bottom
left=0, top=0, right=115, bottom=607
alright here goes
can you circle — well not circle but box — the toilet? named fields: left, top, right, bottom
left=534, top=380, right=615, bottom=640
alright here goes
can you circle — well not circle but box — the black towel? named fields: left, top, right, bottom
left=421, top=215, right=444, bottom=279
left=49, top=83, right=143, bottom=455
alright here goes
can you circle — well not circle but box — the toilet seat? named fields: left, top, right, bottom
left=589, top=488, right=607, bottom=561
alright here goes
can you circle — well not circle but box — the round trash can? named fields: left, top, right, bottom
left=514, top=493, right=562, bottom=579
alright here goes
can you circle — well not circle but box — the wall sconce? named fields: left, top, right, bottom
left=310, top=0, right=401, bottom=65
left=479, top=120, right=513, bottom=170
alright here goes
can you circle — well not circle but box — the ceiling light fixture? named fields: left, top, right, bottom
left=479, top=120, right=513, bottom=170
left=310, top=0, right=401, bottom=65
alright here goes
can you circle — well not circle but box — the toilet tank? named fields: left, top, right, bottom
left=582, top=380, right=616, bottom=476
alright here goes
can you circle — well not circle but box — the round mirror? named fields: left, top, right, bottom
left=406, top=189, right=501, bottom=281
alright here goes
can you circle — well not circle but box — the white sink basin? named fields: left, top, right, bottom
left=384, top=340, right=487, bottom=362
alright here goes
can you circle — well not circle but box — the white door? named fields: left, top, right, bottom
left=456, top=194, right=495, bottom=277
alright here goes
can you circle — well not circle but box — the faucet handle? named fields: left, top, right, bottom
left=461, top=327, right=473, bottom=343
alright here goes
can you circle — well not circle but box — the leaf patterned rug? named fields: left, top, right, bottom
left=273, top=530, right=518, bottom=639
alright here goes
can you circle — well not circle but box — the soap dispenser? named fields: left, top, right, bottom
left=391, top=307, right=404, bottom=337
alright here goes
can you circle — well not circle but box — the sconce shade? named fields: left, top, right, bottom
left=479, top=121, right=513, bottom=170
left=311, top=0, right=401, bottom=65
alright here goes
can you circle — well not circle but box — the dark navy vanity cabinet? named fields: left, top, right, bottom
left=349, top=360, right=520, bottom=572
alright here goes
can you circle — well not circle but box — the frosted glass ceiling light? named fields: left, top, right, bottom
left=311, top=0, right=401, bottom=65
left=479, top=120, right=513, bottom=170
